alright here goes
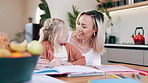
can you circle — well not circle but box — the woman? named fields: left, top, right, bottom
left=68, top=10, right=105, bottom=66
left=36, top=18, right=86, bottom=69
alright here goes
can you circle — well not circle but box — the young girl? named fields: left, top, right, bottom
left=37, top=18, right=85, bottom=69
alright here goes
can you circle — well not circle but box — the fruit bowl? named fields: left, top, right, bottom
left=0, top=55, right=40, bottom=83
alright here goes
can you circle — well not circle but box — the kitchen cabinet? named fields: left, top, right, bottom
left=105, top=44, right=148, bottom=66
left=107, top=48, right=144, bottom=65
left=108, top=1, right=148, bottom=12
left=101, top=48, right=108, bottom=64
left=144, top=51, right=148, bottom=65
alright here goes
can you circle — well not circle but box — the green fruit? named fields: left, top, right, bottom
left=27, top=40, right=43, bottom=55
left=0, top=48, right=11, bottom=58
left=10, top=40, right=28, bottom=52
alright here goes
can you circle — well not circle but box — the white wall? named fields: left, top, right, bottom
left=108, top=6, right=148, bottom=44
left=46, top=0, right=98, bottom=22
left=0, top=0, right=25, bottom=40
left=24, top=0, right=98, bottom=23
left=24, top=0, right=40, bottom=23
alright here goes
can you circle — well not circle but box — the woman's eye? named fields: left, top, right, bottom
left=82, top=26, right=87, bottom=28
left=77, top=22, right=80, bottom=25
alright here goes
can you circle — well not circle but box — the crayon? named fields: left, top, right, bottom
left=136, top=74, right=141, bottom=79
left=133, top=69, right=148, bottom=73
left=110, top=74, right=122, bottom=79
left=116, top=74, right=127, bottom=78
left=120, top=73, right=124, bottom=76
left=133, top=69, right=148, bottom=76
left=139, top=71, right=148, bottom=76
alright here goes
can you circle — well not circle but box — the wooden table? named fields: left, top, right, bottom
left=54, top=64, right=148, bottom=83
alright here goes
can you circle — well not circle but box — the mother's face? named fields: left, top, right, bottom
left=76, top=15, right=96, bottom=40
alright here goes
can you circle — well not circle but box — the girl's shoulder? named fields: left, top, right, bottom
left=64, top=43, right=77, bottom=50
left=41, top=41, right=48, bottom=44
left=64, top=43, right=73, bottom=47
left=41, top=41, right=51, bottom=45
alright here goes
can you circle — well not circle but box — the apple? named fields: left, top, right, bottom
left=27, top=40, right=43, bottom=55
left=0, top=48, right=11, bottom=58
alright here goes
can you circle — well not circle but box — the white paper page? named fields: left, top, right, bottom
left=95, top=65, right=135, bottom=72
left=55, top=65, right=104, bottom=73
left=34, top=67, right=59, bottom=75
left=24, top=75, right=67, bottom=83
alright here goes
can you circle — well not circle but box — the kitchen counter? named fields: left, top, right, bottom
left=105, top=44, right=148, bottom=49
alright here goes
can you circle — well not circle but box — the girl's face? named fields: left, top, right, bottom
left=58, top=33, right=68, bottom=44
left=56, top=23, right=69, bottom=44
left=76, top=15, right=97, bottom=40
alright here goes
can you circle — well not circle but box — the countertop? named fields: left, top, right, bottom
left=105, top=44, right=148, bottom=49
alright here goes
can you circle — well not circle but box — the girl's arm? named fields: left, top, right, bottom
left=65, top=43, right=86, bottom=65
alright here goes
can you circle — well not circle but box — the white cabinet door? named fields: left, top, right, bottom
left=144, top=51, right=148, bottom=66
left=101, top=48, right=108, bottom=64
left=108, top=48, right=143, bottom=65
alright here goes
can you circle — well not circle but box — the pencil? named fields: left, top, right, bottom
left=48, top=50, right=55, bottom=58
left=110, top=74, right=122, bottom=79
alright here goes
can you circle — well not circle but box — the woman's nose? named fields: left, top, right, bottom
left=77, top=26, right=82, bottom=31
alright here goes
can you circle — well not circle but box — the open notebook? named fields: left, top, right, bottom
left=34, top=65, right=105, bottom=77
left=88, top=78, right=142, bottom=83
left=94, top=65, right=136, bottom=74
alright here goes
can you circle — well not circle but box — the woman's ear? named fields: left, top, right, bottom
left=94, top=28, right=98, bottom=33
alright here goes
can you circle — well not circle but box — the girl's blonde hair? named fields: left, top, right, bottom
left=76, top=10, right=105, bottom=55
left=39, top=18, right=69, bottom=47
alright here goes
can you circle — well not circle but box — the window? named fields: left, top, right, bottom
left=35, top=7, right=44, bottom=24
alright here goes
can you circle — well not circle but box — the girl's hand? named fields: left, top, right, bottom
left=62, top=62, right=73, bottom=66
left=35, top=59, right=50, bottom=70
left=48, top=58, right=63, bottom=67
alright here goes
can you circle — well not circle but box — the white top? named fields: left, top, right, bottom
left=83, top=48, right=101, bottom=66
left=54, top=46, right=68, bottom=62
left=67, top=31, right=101, bottom=66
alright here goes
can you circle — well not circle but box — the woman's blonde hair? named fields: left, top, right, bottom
left=39, top=18, right=69, bottom=47
left=76, top=10, right=105, bottom=55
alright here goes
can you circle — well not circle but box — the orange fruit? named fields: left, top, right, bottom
left=22, top=52, right=32, bottom=57
left=9, top=52, right=24, bottom=58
